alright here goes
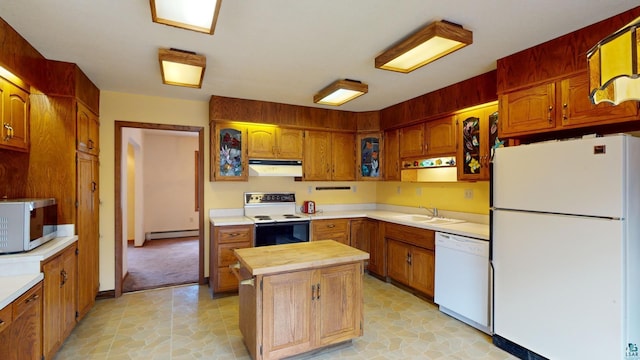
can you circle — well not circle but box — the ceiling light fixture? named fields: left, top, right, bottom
left=313, top=79, right=368, bottom=106
left=150, top=0, right=222, bottom=35
left=158, top=48, right=206, bottom=88
left=587, top=16, right=640, bottom=105
left=375, top=20, right=473, bottom=73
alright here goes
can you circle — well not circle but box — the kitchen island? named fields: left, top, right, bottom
left=233, top=240, right=369, bottom=360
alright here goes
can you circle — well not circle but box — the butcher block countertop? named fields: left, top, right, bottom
left=234, top=240, right=369, bottom=276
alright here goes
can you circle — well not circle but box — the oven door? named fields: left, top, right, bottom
left=254, top=221, right=310, bottom=247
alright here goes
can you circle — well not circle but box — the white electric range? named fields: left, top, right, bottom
left=243, top=192, right=310, bottom=246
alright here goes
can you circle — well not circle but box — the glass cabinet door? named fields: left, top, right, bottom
left=357, top=133, right=381, bottom=180
left=213, top=123, right=247, bottom=181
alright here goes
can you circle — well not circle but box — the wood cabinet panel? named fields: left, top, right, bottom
left=76, top=102, right=99, bottom=155
left=383, top=129, right=400, bottom=181
left=331, top=132, right=356, bottom=181
left=260, top=262, right=362, bottom=359
left=399, top=123, right=424, bottom=158
left=210, top=225, right=253, bottom=294
left=384, top=222, right=435, bottom=297
left=0, top=77, right=29, bottom=152
left=0, top=282, right=42, bottom=360
left=303, top=130, right=332, bottom=181
left=367, top=220, right=385, bottom=277
left=42, top=243, right=77, bottom=360
left=499, top=83, right=556, bottom=137
left=248, top=125, right=278, bottom=159
left=425, top=116, right=456, bottom=156
left=312, top=219, right=350, bottom=245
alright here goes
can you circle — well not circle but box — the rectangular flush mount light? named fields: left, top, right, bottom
left=150, top=0, right=222, bottom=34
left=375, top=20, right=472, bottom=73
left=159, top=48, right=206, bottom=88
left=313, top=79, right=368, bottom=106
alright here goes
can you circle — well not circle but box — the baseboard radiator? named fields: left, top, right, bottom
left=145, top=229, right=199, bottom=240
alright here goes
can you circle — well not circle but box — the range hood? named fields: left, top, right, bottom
left=248, top=159, right=303, bottom=177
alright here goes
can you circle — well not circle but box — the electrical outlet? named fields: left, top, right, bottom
left=308, top=186, right=313, bottom=194
left=396, top=186, right=401, bottom=194
left=416, top=188, right=422, bottom=196
left=464, top=189, right=474, bottom=199
left=352, top=185, right=357, bottom=192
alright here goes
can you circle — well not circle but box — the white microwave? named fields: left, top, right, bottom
left=0, top=198, right=58, bottom=254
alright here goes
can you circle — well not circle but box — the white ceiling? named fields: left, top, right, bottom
left=0, top=1, right=637, bottom=112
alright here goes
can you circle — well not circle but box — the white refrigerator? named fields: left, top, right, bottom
left=491, top=134, right=640, bottom=360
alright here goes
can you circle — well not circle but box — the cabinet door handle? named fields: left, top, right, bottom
left=25, top=294, right=40, bottom=304
left=548, top=106, right=553, bottom=123
left=91, top=181, right=97, bottom=192
left=407, top=252, right=412, bottom=265
left=0, top=319, right=5, bottom=326
left=61, top=269, right=68, bottom=287
left=312, top=284, right=316, bottom=300
left=88, top=139, right=95, bottom=150
left=316, top=283, right=320, bottom=300
left=327, top=224, right=335, bottom=228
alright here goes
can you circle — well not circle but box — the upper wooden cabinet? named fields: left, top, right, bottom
left=212, top=123, right=248, bottom=181
left=247, top=125, right=303, bottom=160
left=383, top=129, right=400, bottom=181
left=456, top=103, right=501, bottom=181
left=76, top=102, right=100, bottom=155
left=0, top=76, right=29, bottom=152
left=356, top=132, right=382, bottom=180
left=499, top=71, right=639, bottom=138
left=303, top=130, right=355, bottom=181
left=399, top=117, right=456, bottom=159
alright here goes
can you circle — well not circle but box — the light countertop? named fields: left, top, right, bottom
left=234, top=240, right=369, bottom=276
left=0, top=235, right=78, bottom=313
left=211, top=209, right=489, bottom=240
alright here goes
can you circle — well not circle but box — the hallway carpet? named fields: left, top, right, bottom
left=123, top=237, right=199, bottom=293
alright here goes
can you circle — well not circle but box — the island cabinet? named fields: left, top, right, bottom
left=0, top=75, right=29, bottom=152
left=42, top=242, right=78, bottom=360
left=248, top=125, right=303, bottom=159
left=0, top=281, right=43, bottom=360
left=234, top=240, right=368, bottom=360
left=210, top=224, right=254, bottom=294
left=499, top=71, right=639, bottom=138
left=303, top=130, right=355, bottom=181
left=456, top=103, right=500, bottom=181
left=398, top=117, right=457, bottom=159
left=384, top=222, right=435, bottom=297
left=311, top=218, right=350, bottom=245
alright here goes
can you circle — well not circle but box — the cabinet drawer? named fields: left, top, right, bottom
left=218, top=241, right=251, bottom=267
left=0, top=303, right=11, bottom=335
left=384, top=222, right=435, bottom=250
left=217, top=266, right=240, bottom=291
left=216, top=226, right=253, bottom=244
left=12, top=282, right=42, bottom=319
left=312, top=219, right=349, bottom=233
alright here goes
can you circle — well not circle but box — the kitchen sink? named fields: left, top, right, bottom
left=393, top=214, right=434, bottom=222
left=393, top=214, right=465, bottom=225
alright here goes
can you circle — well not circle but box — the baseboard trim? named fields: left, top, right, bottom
left=145, top=229, right=199, bottom=240
left=97, top=290, right=115, bottom=299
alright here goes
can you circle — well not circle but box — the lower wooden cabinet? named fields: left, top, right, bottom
left=247, top=262, right=363, bottom=360
left=210, top=224, right=253, bottom=294
left=350, top=218, right=383, bottom=276
left=42, top=242, right=77, bottom=360
left=384, top=223, right=435, bottom=297
left=0, top=281, right=43, bottom=360
left=311, top=218, right=350, bottom=245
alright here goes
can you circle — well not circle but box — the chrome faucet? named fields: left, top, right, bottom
left=420, top=205, right=439, bottom=218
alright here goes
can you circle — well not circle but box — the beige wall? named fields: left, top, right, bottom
left=143, top=132, right=199, bottom=233
left=99, top=90, right=490, bottom=292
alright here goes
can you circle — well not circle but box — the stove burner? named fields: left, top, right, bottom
left=283, top=214, right=301, bottom=219
left=254, top=215, right=272, bottom=220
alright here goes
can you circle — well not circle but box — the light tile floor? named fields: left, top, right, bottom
left=54, top=275, right=517, bottom=360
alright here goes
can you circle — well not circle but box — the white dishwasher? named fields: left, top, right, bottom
left=434, top=232, right=491, bottom=334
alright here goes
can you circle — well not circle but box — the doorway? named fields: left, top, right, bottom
left=114, top=121, right=205, bottom=297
